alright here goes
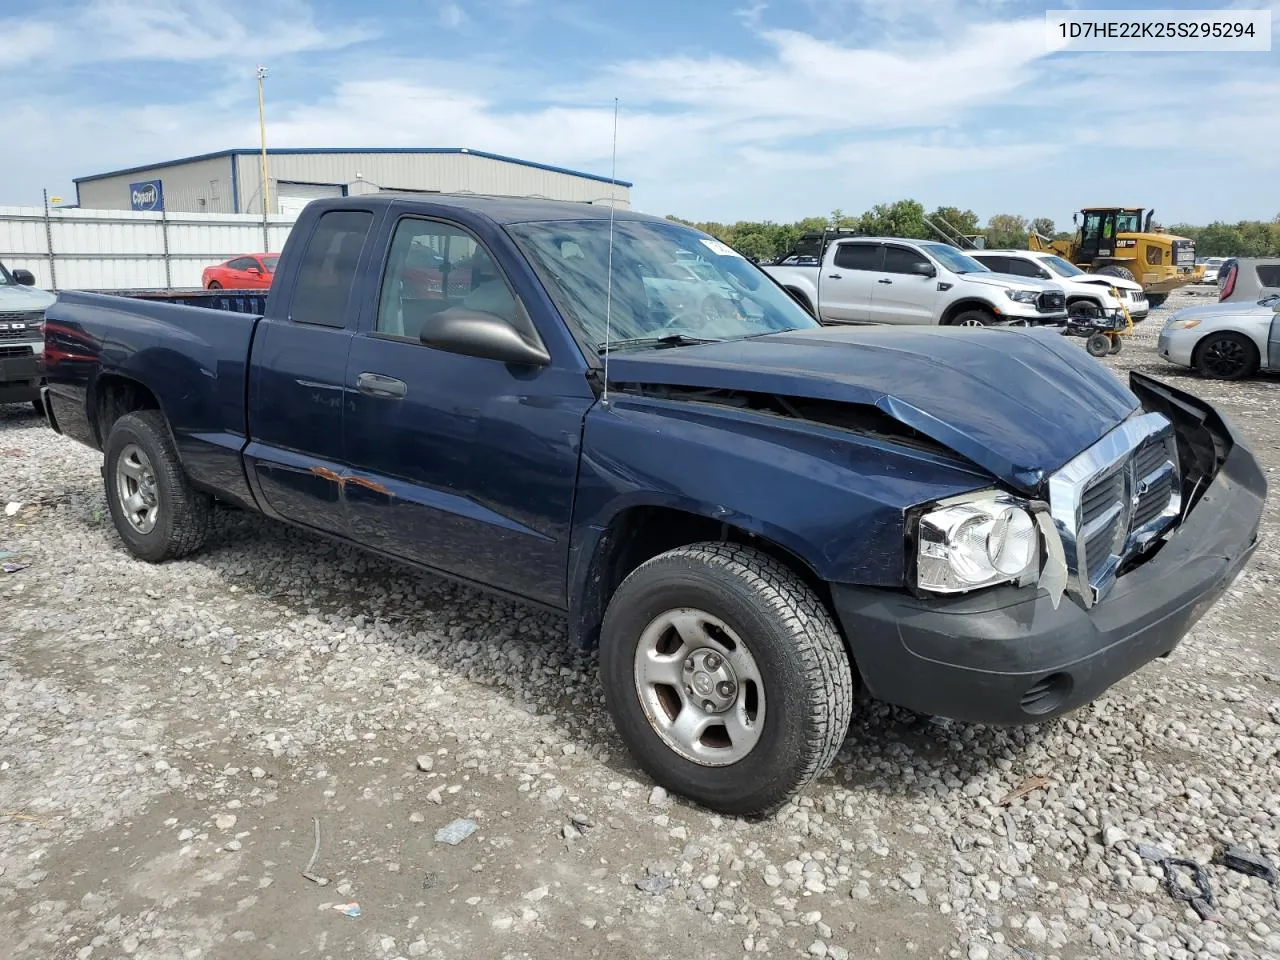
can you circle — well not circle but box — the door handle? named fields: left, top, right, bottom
left=356, top=372, right=407, bottom=399
left=877, top=278, right=893, bottom=284
left=826, top=273, right=843, bottom=279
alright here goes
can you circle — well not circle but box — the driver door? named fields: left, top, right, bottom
left=341, top=213, right=592, bottom=606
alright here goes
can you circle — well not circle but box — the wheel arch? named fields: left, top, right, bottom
left=569, top=501, right=835, bottom=653
left=88, top=373, right=165, bottom=449
left=939, top=299, right=998, bottom=325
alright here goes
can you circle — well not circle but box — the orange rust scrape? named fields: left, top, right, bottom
left=309, top=466, right=393, bottom=497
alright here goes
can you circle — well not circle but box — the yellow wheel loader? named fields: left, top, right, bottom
left=1029, top=207, right=1204, bottom=307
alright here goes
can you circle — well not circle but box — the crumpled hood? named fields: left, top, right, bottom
left=959, top=271, right=1060, bottom=292
left=0, top=282, right=56, bottom=313
left=604, top=325, right=1140, bottom=493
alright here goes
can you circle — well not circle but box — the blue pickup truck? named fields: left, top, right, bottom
left=40, top=195, right=1265, bottom=815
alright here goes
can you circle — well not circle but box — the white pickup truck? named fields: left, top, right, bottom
left=0, top=261, right=54, bottom=412
left=762, top=234, right=1068, bottom=327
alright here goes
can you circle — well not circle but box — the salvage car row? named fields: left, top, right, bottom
left=29, top=193, right=1267, bottom=817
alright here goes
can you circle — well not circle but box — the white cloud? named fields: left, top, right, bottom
left=2, top=0, right=1277, bottom=225
left=439, top=2, right=468, bottom=28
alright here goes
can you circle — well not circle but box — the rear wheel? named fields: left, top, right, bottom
left=1195, top=332, right=1258, bottom=380
left=103, top=410, right=212, bottom=562
left=1086, top=333, right=1112, bottom=357
left=1108, top=337, right=1123, bottom=355
left=951, top=309, right=995, bottom=327
left=1096, top=265, right=1136, bottom=283
left=599, top=542, right=854, bottom=817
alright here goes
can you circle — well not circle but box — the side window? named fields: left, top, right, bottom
left=972, top=255, right=1006, bottom=273
left=881, top=245, right=932, bottom=275
left=1003, top=257, right=1043, bottom=278
left=832, top=243, right=882, bottom=271
left=1255, top=265, right=1280, bottom=288
left=376, top=218, right=519, bottom=339
left=289, top=210, right=375, bottom=328
left=227, top=256, right=256, bottom=271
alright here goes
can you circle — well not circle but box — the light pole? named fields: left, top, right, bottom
left=256, top=66, right=271, bottom=217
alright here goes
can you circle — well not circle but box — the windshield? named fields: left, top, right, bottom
left=263, top=256, right=280, bottom=272
left=917, top=242, right=989, bottom=275
left=1043, top=255, right=1085, bottom=277
left=508, top=218, right=820, bottom=350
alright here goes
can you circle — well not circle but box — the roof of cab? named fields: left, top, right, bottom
left=324, top=192, right=667, bottom=226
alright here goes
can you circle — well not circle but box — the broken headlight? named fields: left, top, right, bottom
left=915, top=493, right=1041, bottom=594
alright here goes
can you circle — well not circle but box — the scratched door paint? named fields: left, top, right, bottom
left=243, top=208, right=375, bottom=534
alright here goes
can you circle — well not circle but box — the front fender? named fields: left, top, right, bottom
left=566, top=394, right=994, bottom=640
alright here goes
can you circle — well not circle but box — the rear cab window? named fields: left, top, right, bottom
left=832, top=243, right=883, bottom=271
left=289, top=210, right=375, bottom=327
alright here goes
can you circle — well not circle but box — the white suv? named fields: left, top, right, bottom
left=970, top=249, right=1149, bottom=322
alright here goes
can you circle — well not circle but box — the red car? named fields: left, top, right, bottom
left=202, top=253, right=279, bottom=290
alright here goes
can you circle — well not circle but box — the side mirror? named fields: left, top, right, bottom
left=247, top=266, right=262, bottom=274
left=912, top=262, right=937, bottom=278
left=421, top=309, right=551, bottom=366
left=11, top=269, right=36, bottom=286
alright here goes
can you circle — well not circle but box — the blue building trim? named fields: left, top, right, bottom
left=230, top=154, right=240, bottom=214
left=74, top=146, right=632, bottom=188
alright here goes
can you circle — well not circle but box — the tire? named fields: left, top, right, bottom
left=599, top=542, right=854, bottom=817
left=1146, top=293, right=1168, bottom=308
left=30, top=396, right=45, bottom=417
left=1194, top=332, right=1259, bottom=381
left=1108, top=337, right=1123, bottom=355
left=1086, top=333, right=1112, bottom=357
left=1068, top=300, right=1101, bottom=319
left=1096, top=265, right=1136, bottom=283
left=103, top=410, right=212, bottom=562
left=207, top=280, right=222, bottom=290
left=950, top=309, right=995, bottom=327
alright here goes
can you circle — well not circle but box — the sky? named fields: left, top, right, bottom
left=3, top=0, right=1278, bottom=228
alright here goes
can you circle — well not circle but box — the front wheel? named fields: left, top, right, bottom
left=103, top=410, right=212, bottom=562
left=1146, top=293, right=1168, bottom=308
left=599, top=543, right=854, bottom=816
left=951, top=309, right=995, bottom=327
left=1108, top=337, right=1123, bottom=355
left=1195, top=332, right=1258, bottom=380
left=207, top=280, right=222, bottom=290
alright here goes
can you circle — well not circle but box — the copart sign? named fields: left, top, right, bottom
left=129, top=180, right=165, bottom=212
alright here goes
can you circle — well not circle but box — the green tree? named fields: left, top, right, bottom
left=1030, top=217, right=1055, bottom=238
left=859, top=199, right=928, bottom=239
left=985, top=213, right=1029, bottom=249
left=927, top=206, right=980, bottom=237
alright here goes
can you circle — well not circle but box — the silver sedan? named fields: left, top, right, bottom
left=1157, top=296, right=1280, bottom=380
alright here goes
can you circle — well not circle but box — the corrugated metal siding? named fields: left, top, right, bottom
left=0, top=206, right=295, bottom=290
left=75, top=156, right=237, bottom=214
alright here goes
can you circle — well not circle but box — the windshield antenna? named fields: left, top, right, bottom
left=602, top=97, right=619, bottom=404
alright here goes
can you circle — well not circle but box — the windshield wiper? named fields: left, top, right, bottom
left=597, top=334, right=722, bottom=354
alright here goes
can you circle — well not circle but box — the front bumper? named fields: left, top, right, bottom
left=1157, top=327, right=1196, bottom=367
left=0, top=350, right=41, bottom=404
left=832, top=385, right=1265, bottom=725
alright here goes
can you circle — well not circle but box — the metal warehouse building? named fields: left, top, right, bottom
left=73, top=147, right=632, bottom=216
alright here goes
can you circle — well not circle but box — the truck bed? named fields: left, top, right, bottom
left=42, top=288, right=264, bottom=508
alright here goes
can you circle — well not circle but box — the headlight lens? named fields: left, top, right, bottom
left=1006, top=289, right=1040, bottom=304
left=916, top=494, right=1040, bottom=594
left=1168, top=318, right=1200, bottom=329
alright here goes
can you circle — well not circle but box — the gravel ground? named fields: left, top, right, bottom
left=2, top=284, right=1278, bottom=960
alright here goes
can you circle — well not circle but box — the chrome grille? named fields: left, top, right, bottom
left=1048, top=413, right=1182, bottom=606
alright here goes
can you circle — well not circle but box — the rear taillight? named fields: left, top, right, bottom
left=1220, top=265, right=1236, bottom=300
